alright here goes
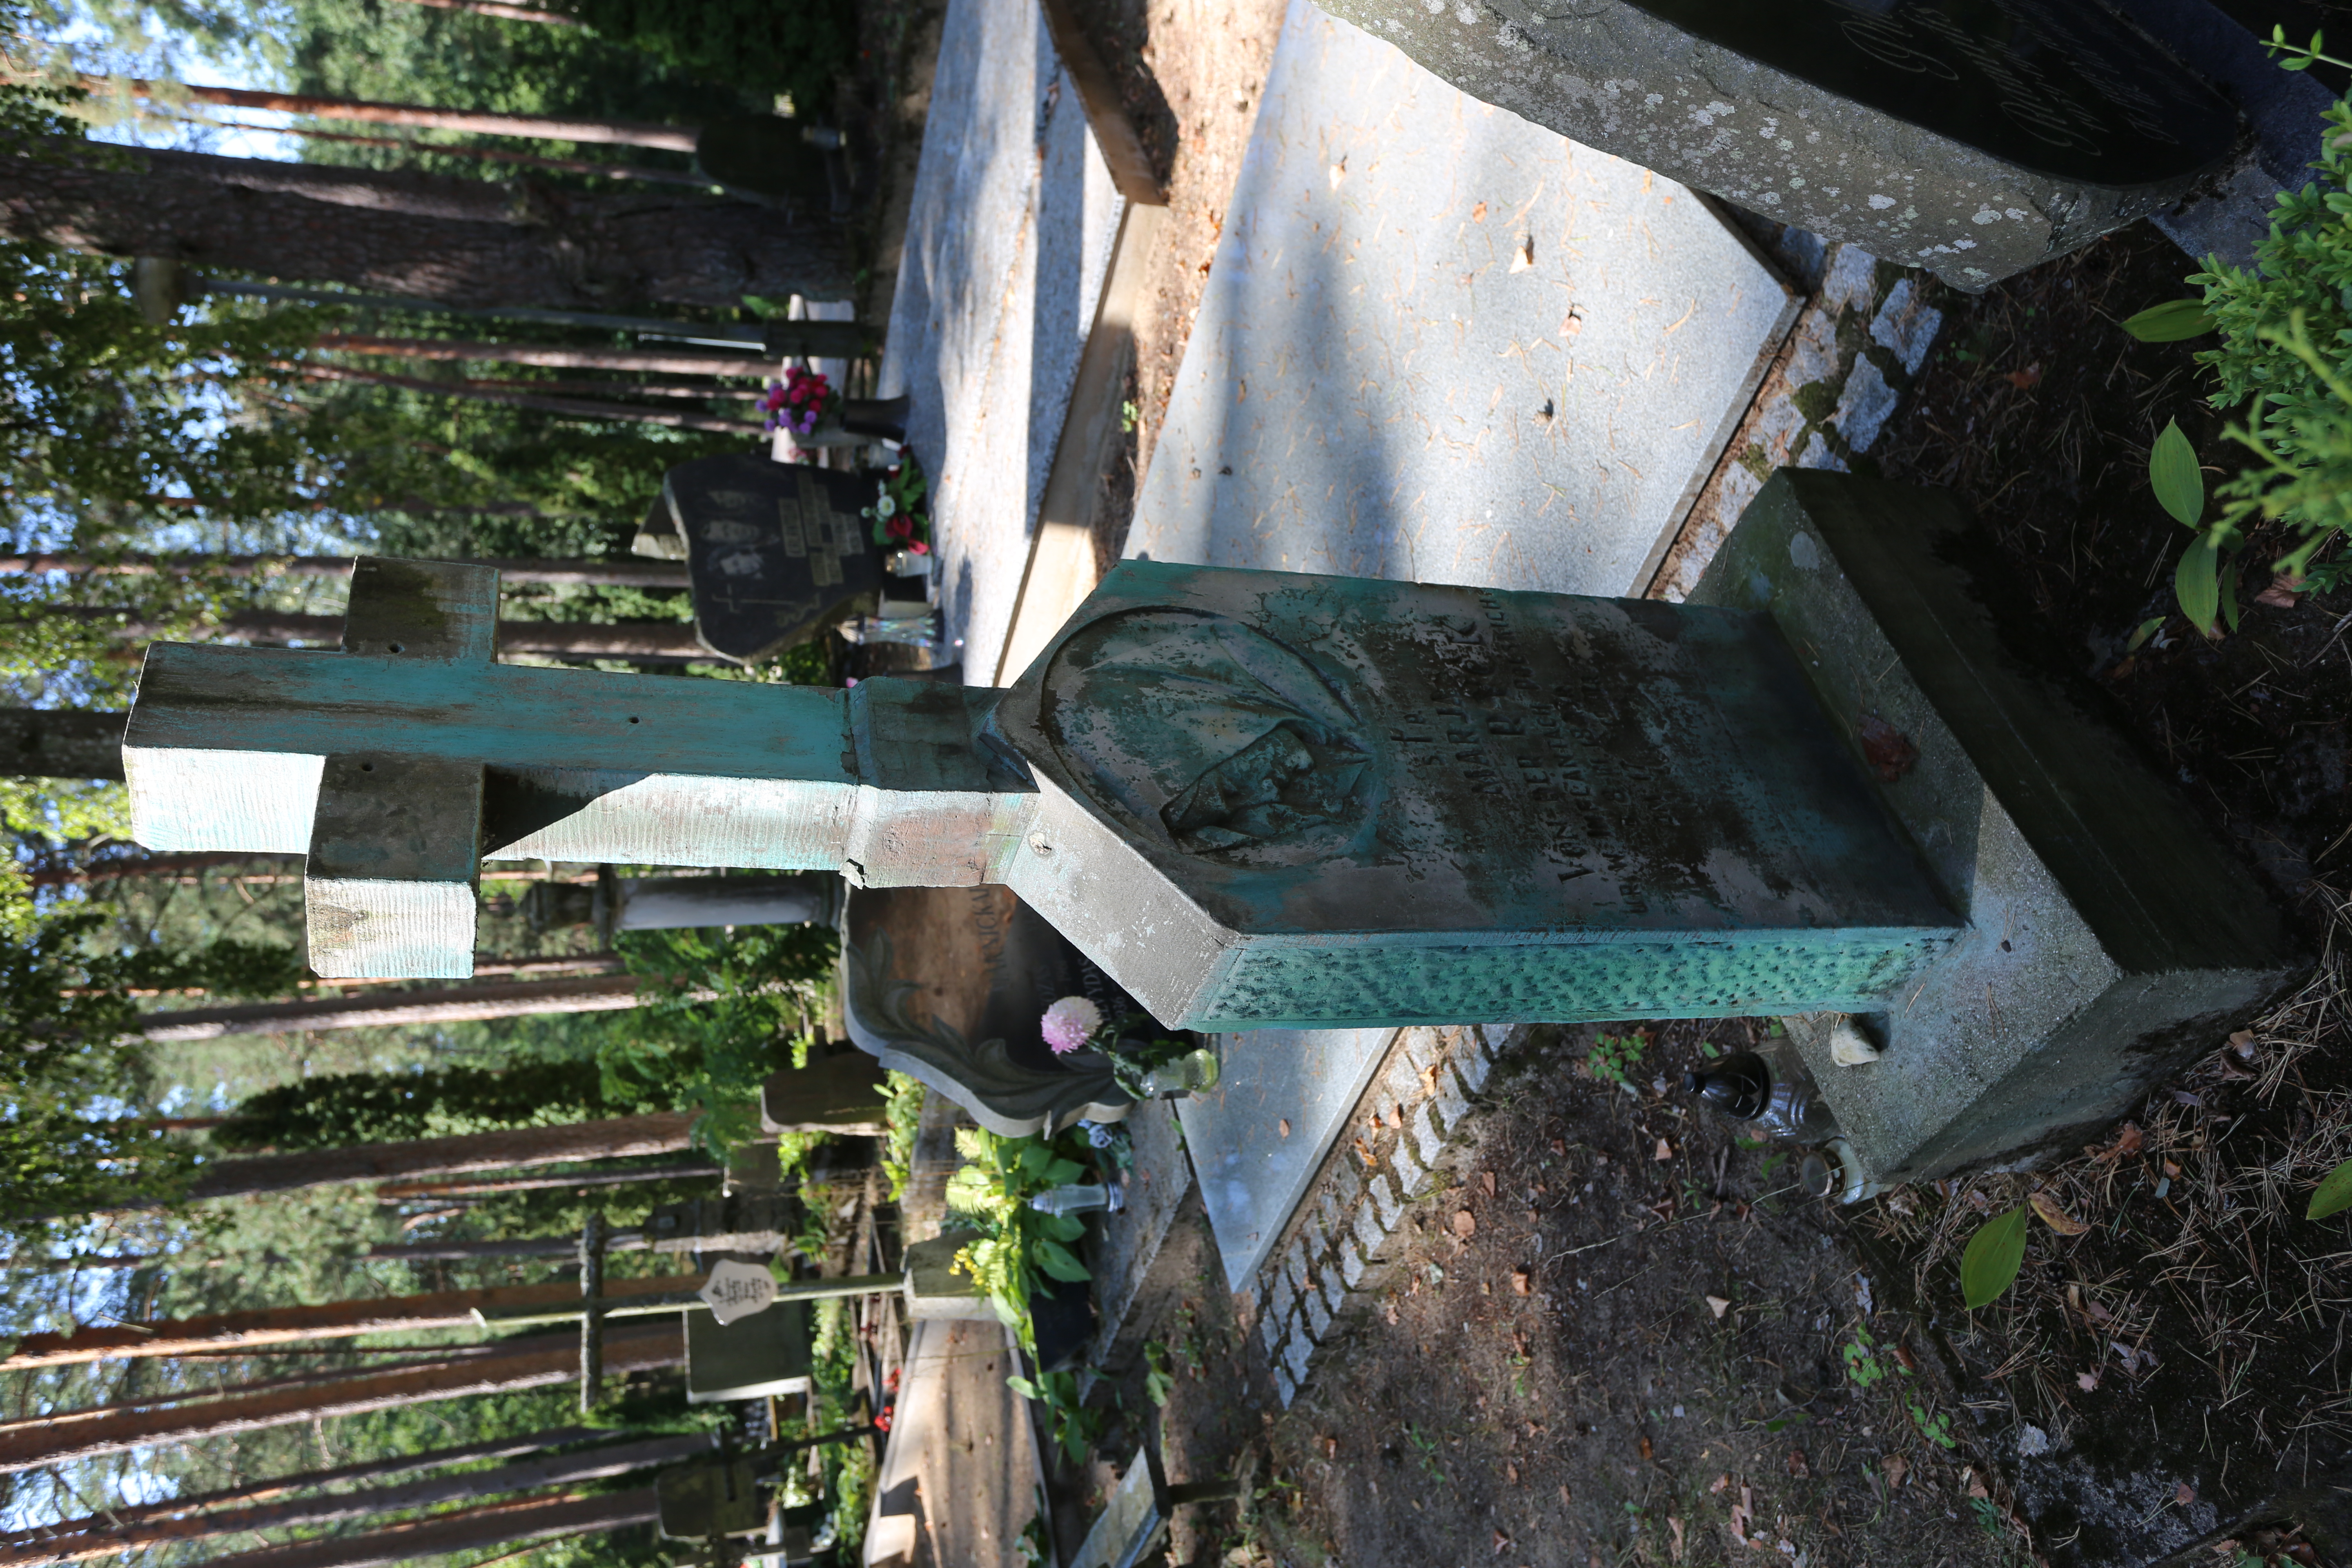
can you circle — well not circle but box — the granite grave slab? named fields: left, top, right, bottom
left=1124, top=0, right=1798, bottom=598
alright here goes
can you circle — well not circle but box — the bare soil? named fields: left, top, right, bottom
left=1074, top=1027, right=2021, bottom=1568
left=1060, top=0, right=1286, bottom=568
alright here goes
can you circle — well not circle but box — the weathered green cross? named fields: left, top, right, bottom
left=126, top=559, right=1027, bottom=979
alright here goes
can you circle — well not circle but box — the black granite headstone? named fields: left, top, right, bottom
left=661, top=454, right=887, bottom=665
left=1317, top=0, right=2246, bottom=287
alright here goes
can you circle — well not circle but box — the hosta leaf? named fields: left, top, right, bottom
left=2176, top=537, right=2222, bottom=635
left=2308, top=1156, right=2352, bottom=1220
left=1033, top=1237, right=1091, bottom=1282
left=2121, top=299, right=2218, bottom=341
left=2149, top=419, right=2205, bottom=526
left=1959, top=1206, right=2029, bottom=1309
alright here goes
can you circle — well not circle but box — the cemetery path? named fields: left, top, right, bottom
left=1096, top=1023, right=2015, bottom=1568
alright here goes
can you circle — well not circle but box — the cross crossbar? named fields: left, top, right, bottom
left=125, top=559, right=1033, bottom=978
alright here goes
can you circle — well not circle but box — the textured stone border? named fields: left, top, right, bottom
left=1650, top=234, right=1946, bottom=602
left=1235, top=1022, right=1527, bottom=1407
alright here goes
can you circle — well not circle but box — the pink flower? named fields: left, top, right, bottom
left=1041, top=996, right=1103, bottom=1055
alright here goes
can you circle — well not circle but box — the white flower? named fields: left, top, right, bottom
left=875, top=495, right=898, bottom=520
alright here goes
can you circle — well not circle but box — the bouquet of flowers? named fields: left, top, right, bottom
left=762, top=366, right=837, bottom=437
left=863, top=455, right=932, bottom=555
left=1040, top=995, right=1218, bottom=1101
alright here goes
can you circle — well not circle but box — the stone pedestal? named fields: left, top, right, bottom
left=1690, top=471, right=2304, bottom=1180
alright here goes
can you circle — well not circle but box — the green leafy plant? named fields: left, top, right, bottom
left=877, top=1070, right=926, bottom=1203
left=1005, top=1367, right=1109, bottom=1467
left=602, top=920, right=838, bottom=1152
left=1909, top=1400, right=1958, bottom=1450
left=2307, top=1155, right=2352, bottom=1220
left=1958, top=1206, right=2030, bottom=1308
left=1842, top=1325, right=1889, bottom=1389
left=943, top=1125, right=1095, bottom=1347
left=1586, top=1031, right=1646, bottom=1087
left=1143, top=1339, right=1175, bottom=1408
left=2122, top=40, right=2352, bottom=619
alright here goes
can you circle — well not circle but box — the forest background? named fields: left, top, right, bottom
left=0, top=0, right=888, bottom=1562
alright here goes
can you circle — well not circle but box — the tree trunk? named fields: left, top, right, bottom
left=295, top=362, right=760, bottom=432
left=1, top=1435, right=706, bottom=1567
left=243, top=123, right=707, bottom=185
left=156, top=1111, right=700, bottom=1205
left=314, top=335, right=786, bottom=378
left=108, top=78, right=697, bottom=152
left=393, top=0, right=580, bottom=23
left=365, top=1234, right=622, bottom=1262
left=0, top=1323, right=683, bottom=1473
left=27, top=849, right=297, bottom=884
left=375, top=1160, right=721, bottom=1199
left=195, top=1487, right=662, bottom=1568
left=135, top=973, right=663, bottom=1041
left=4, top=1272, right=708, bottom=1368
left=0, top=142, right=849, bottom=309
left=0, top=707, right=123, bottom=780
left=0, top=556, right=689, bottom=588
left=0, top=1427, right=601, bottom=1550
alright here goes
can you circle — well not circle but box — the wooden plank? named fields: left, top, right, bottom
left=996, top=203, right=1167, bottom=686
left=1034, top=0, right=1167, bottom=206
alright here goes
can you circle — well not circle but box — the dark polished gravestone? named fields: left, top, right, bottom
left=656, top=454, right=888, bottom=665
left=116, top=472, right=2302, bottom=1183
left=1314, top=0, right=2245, bottom=289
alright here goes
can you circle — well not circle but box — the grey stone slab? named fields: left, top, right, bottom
left=1370, top=1175, right=1403, bottom=1229
left=1393, top=1143, right=1430, bottom=1196
left=1412, top=1102, right=1444, bottom=1167
left=1179, top=1026, right=1396, bottom=1289
left=1313, top=0, right=2243, bottom=290
left=1339, top=1237, right=1366, bottom=1288
left=1087, top=1098, right=1194, bottom=1363
left=1305, top=1290, right=1333, bottom=1340
left=1125, top=0, right=1795, bottom=597
left=1869, top=279, right=1942, bottom=376
left=1691, top=471, right=2306, bottom=1180
left=1453, top=1034, right=1494, bottom=1094
left=876, top=0, right=1126, bottom=679
left=1352, top=1200, right=1385, bottom=1256
left=1830, top=360, right=1899, bottom=455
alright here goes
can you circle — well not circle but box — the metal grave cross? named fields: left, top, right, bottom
left=124, top=558, right=1027, bottom=979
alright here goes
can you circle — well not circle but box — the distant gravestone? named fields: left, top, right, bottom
left=660, top=454, right=885, bottom=664
left=1313, top=0, right=2244, bottom=288
left=117, top=476, right=2303, bottom=1183
left=685, top=1299, right=812, bottom=1404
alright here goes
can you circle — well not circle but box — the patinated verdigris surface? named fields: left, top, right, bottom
left=990, top=561, right=1959, bottom=1028
left=1310, top=0, right=2243, bottom=288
